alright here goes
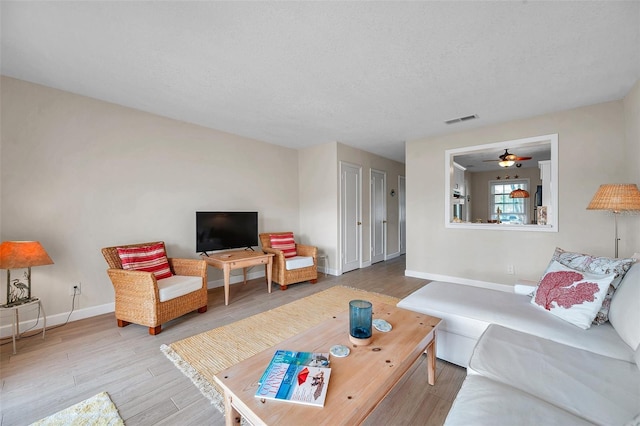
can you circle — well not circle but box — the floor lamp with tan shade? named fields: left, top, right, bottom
left=587, top=184, right=640, bottom=258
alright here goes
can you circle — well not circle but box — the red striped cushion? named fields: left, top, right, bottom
left=269, top=233, right=297, bottom=258
left=117, top=242, right=173, bottom=280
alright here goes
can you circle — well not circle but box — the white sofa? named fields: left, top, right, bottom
left=397, top=260, right=640, bottom=425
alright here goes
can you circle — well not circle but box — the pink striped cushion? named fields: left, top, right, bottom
left=117, top=242, right=173, bottom=280
left=269, top=233, right=297, bottom=258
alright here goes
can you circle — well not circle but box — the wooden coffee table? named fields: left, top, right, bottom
left=214, top=302, right=441, bottom=426
left=202, top=250, right=274, bottom=305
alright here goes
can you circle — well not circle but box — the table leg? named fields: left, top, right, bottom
left=426, top=331, right=437, bottom=386
left=223, top=265, right=231, bottom=306
left=266, top=257, right=272, bottom=293
left=224, top=392, right=241, bottom=426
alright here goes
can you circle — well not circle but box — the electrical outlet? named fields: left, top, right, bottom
left=69, top=282, right=81, bottom=296
left=506, top=265, right=515, bottom=275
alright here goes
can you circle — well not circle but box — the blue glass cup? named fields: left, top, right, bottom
left=349, top=300, right=373, bottom=345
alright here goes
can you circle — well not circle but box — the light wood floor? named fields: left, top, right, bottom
left=0, top=256, right=465, bottom=425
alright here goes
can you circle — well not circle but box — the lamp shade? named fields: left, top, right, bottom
left=587, top=184, right=640, bottom=212
left=509, top=189, right=530, bottom=198
left=0, top=241, right=54, bottom=269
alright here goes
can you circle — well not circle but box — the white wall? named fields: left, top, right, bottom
left=406, top=98, right=638, bottom=286
left=336, top=143, right=405, bottom=264
left=297, top=142, right=406, bottom=275
left=623, top=79, right=640, bottom=250
left=298, top=142, right=339, bottom=274
left=1, top=77, right=301, bottom=324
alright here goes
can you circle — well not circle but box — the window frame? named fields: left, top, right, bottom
left=488, top=179, right=530, bottom=225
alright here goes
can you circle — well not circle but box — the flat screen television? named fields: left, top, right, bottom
left=196, top=211, right=258, bottom=254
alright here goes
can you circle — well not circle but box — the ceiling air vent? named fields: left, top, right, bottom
left=445, top=114, right=479, bottom=125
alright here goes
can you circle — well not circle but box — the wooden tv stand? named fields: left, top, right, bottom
left=201, top=250, right=274, bottom=305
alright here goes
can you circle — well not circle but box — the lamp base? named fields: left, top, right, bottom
left=349, top=335, right=372, bottom=346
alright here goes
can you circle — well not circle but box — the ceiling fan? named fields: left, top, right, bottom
left=483, top=149, right=532, bottom=167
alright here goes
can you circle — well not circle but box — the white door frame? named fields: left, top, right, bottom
left=340, top=162, right=362, bottom=274
left=399, top=175, right=406, bottom=255
left=370, top=169, right=386, bottom=264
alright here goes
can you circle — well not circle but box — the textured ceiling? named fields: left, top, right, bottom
left=2, top=1, right=639, bottom=163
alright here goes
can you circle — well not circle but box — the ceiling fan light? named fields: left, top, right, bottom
left=499, top=160, right=515, bottom=168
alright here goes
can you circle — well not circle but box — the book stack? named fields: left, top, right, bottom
left=254, top=350, right=332, bottom=407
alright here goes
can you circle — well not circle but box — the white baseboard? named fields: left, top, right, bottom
left=385, top=251, right=401, bottom=261
left=404, top=270, right=513, bottom=293
left=0, top=302, right=116, bottom=339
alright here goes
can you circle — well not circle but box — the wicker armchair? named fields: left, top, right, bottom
left=259, top=232, right=318, bottom=290
left=101, top=241, right=208, bottom=335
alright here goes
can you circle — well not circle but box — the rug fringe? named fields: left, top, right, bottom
left=160, top=344, right=225, bottom=412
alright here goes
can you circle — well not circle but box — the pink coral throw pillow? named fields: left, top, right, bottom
left=531, top=260, right=615, bottom=329
left=549, top=247, right=636, bottom=325
left=269, top=233, right=297, bottom=258
left=117, top=242, right=173, bottom=280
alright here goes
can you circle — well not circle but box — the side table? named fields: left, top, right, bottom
left=0, top=298, right=46, bottom=354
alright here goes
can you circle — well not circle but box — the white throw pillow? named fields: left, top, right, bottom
left=609, top=262, right=640, bottom=350
left=548, top=247, right=636, bottom=324
left=531, top=260, right=615, bottom=329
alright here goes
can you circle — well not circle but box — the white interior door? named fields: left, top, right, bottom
left=371, top=169, right=386, bottom=264
left=341, top=163, right=361, bottom=273
left=399, top=175, right=406, bottom=255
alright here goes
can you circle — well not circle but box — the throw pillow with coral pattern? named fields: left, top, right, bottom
left=531, top=260, right=615, bottom=329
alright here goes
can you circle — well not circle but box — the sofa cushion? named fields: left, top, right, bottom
left=444, top=375, right=593, bottom=426
left=549, top=247, right=636, bottom=324
left=397, top=281, right=634, bottom=362
left=531, top=260, right=614, bottom=329
left=117, top=242, right=173, bottom=280
left=156, top=275, right=202, bottom=303
left=285, top=255, right=314, bottom=271
left=269, top=233, right=297, bottom=258
left=468, top=324, right=640, bottom=426
left=609, top=262, right=640, bottom=350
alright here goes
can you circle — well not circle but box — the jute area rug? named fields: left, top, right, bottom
left=30, top=392, right=124, bottom=426
left=161, top=285, right=399, bottom=413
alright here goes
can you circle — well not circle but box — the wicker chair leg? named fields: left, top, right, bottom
left=117, top=319, right=130, bottom=328
left=310, top=279, right=318, bottom=284
left=280, top=285, right=288, bottom=291
left=197, top=306, right=207, bottom=313
left=149, top=325, right=162, bottom=335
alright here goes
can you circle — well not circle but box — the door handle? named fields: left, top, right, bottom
left=383, top=220, right=387, bottom=224
left=357, top=222, right=362, bottom=225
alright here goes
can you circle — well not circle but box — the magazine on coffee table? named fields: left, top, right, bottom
left=255, top=350, right=331, bottom=407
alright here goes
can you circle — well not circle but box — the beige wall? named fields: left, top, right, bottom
left=623, top=79, right=640, bottom=249
left=0, top=76, right=407, bottom=326
left=468, top=166, right=542, bottom=223
left=298, top=142, right=339, bottom=271
left=1, top=76, right=301, bottom=321
left=337, top=143, right=405, bottom=264
left=406, top=98, right=637, bottom=286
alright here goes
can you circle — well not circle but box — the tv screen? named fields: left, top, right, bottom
left=196, top=212, right=258, bottom=253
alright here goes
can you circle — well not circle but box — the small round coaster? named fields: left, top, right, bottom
left=373, top=319, right=392, bottom=332
left=330, top=344, right=350, bottom=358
